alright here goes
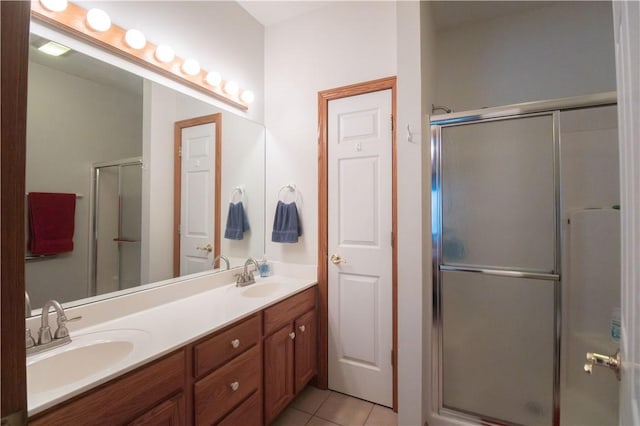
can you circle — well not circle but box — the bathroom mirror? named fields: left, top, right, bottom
left=25, top=31, right=266, bottom=313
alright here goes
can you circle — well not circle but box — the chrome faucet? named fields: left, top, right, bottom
left=236, top=258, right=259, bottom=287
left=213, top=254, right=230, bottom=270
left=27, top=299, right=76, bottom=355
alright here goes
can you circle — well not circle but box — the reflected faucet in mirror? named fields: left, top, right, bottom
left=213, top=255, right=230, bottom=270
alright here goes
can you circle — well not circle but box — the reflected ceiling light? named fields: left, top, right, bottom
left=40, top=0, right=68, bottom=12
left=205, top=71, right=222, bottom=87
left=223, top=81, right=239, bottom=96
left=155, top=44, right=175, bottom=63
left=38, top=41, right=71, bottom=57
left=181, top=58, right=201, bottom=76
left=86, top=8, right=111, bottom=32
left=125, top=29, right=146, bottom=50
left=240, top=90, right=255, bottom=104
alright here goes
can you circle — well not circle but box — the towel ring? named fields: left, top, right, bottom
left=278, top=183, right=299, bottom=203
left=229, top=186, right=244, bottom=204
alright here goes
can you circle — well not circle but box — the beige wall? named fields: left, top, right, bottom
left=434, top=1, right=616, bottom=112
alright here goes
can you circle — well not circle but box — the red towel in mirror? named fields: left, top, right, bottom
left=28, top=192, right=76, bottom=255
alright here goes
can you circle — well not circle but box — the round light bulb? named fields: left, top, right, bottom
left=86, top=8, right=111, bottom=32
left=240, top=90, right=255, bottom=104
left=181, top=58, right=201, bottom=76
left=40, top=0, right=67, bottom=12
left=155, top=45, right=175, bottom=63
left=223, top=81, right=239, bottom=96
left=124, top=29, right=146, bottom=50
left=205, top=71, right=222, bottom=87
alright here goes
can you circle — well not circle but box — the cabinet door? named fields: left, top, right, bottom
left=264, top=324, right=294, bottom=424
left=129, top=393, right=185, bottom=426
left=294, top=309, right=317, bottom=393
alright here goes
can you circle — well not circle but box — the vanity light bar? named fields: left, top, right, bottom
left=31, top=0, right=254, bottom=110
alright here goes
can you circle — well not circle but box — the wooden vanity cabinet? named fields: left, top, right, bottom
left=193, top=313, right=263, bottom=426
left=28, top=287, right=317, bottom=426
left=29, top=349, right=187, bottom=426
left=263, top=287, right=317, bottom=424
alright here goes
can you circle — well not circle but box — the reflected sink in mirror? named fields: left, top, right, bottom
left=241, top=282, right=284, bottom=298
left=27, top=329, right=151, bottom=395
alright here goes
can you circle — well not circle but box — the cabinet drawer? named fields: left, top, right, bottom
left=194, top=314, right=261, bottom=377
left=264, top=286, right=315, bottom=335
left=216, top=391, right=262, bottom=426
left=194, top=345, right=261, bottom=425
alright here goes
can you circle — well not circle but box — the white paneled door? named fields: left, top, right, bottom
left=180, top=123, right=216, bottom=276
left=328, top=89, right=393, bottom=407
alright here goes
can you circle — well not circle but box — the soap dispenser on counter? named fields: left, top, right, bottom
left=259, top=255, right=270, bottom=277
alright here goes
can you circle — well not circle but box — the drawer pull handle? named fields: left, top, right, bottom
left=289, top=332, right=296, bottom=340
left=299, top=325, right=306, bottom=333
left=231, top=339, right=240, bottom=349
left=230, top=381, right=240, bottom=392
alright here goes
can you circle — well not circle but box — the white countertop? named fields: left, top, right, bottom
left=27, top=268, right=317, bottom=417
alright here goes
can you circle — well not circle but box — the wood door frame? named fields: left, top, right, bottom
left=1, top=1, right=31, bottom=423
left=317, top=76, right=398, bottom=410
left=173, top=114, right=222, bottom=277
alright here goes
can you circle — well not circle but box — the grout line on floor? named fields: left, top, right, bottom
left=362, top=403, right=375, bottom=426
left=313, top=389, right=333, bottom=415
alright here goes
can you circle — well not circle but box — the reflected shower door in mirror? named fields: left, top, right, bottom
left=25, top=32, right=266, bottom=312
left=92, top=159, right=143, bottom=296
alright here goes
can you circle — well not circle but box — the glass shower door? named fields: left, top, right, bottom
left=435, top=114, right=559, bottom=425
left=93, top=158, right=142, bottom=295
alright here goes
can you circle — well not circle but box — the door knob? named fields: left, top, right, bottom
left=330, top=254, right=346, bottom=265
left=584, top=349, right=621, bottom=381
left=196, top=244, right=213, bottom=253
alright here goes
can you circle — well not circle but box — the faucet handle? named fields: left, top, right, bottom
left=26, top=328, right=36, bottom=349
left=54, top=315, right=81, bottom=339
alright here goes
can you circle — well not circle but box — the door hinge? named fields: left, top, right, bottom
left=177, top=224, right=181, bottom=235
left=391, top=349, right=394, bottom=366
left=391, top=231, right=394, bottom=248
left=390, top=114, right=394, bottom=131
left=178, top=146, right=182, bottom=157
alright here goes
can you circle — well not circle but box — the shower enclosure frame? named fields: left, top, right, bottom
left=88, top=157, right=143, bottom=298
left=429, top=92, right=617, bottom=426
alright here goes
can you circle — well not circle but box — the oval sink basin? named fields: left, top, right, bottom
left=241, top=283, right=283, bottom=298
left=27, top=329, right=150, bottom=394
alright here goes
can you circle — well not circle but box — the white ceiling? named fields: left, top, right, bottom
left=237, top=1, right=332, bottom=27
left=29, top=34, right=143, bottom=97
left=237, top=1, right=555, bottom=30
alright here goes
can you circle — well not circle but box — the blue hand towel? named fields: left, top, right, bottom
left=272, top=201, right=302, bottom=243
left=224, top=201, right=250, bottom=240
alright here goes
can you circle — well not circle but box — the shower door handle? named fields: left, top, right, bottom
left=584, top=349, right=621, bottom=380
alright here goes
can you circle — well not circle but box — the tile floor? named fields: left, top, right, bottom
left=271, top=386, right=398, bottom=426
